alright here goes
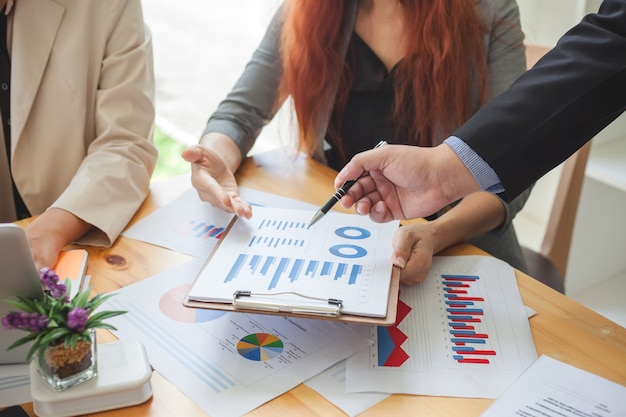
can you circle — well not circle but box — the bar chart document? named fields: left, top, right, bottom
left=346, top=255, right=538, bottom=399
left=185, top=206, right=399, bottom=319
left=121, top=187, right=315, bottom=258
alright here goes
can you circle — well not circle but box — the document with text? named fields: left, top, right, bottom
left=480, top=355, right=626, bottom=416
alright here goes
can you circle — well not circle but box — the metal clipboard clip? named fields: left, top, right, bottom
left=232, top=290, right=343, bottom=317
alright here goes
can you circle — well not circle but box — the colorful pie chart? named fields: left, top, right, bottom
left=237, top=333, right=284, bottom=361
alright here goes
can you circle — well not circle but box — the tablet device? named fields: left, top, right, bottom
left=0, top=223, right=44, bottom=364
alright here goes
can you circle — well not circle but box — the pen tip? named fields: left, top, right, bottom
left=307, top=211, right=323, bottom=229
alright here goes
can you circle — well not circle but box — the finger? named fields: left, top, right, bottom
left=391, top=225, right=434, bottom=286
left=353, top=199, right=373, bottom=215
left=181, top=145, right=203, bottom=163
left=339, top=176, right=378, bottom=210
left=334, top=161, right=366, bottom=190
left=31, top=247, right=58, bottom=271
left=227, top=192, right=253, bottom=219
left=367, top=200, right=393, bottom=223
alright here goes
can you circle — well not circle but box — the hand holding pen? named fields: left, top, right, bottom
left=307, top=140, right=387, bottom=228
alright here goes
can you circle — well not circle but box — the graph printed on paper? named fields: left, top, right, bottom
left=187, top=207, right=398, bottom=317
left=370, top=261, right=527, bottom=371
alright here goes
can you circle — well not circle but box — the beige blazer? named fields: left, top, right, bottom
left=0, top=0, right=157, bottom=246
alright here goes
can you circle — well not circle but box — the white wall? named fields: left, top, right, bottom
left=513, top=0, right=626, bottom=303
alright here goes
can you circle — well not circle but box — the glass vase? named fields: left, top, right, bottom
left=35, top=329, right=98, bottom=392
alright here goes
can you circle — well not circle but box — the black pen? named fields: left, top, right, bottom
left=307, top=140, right=387, bottom=228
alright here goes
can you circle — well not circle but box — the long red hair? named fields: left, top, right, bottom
left=278, top=0, right=490, bottom=159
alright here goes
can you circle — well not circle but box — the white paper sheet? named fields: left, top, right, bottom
left=346, top=255, right=537, bottom=399
left=480, top=355, right=626, bottom=416
left=304, top=356, right=390, bottom=417
left=122, top=187, right=315, bottom=258
left=104, top=259, right=371, bottom=417
left=304, top=297, right=539, bottom=416
left=186, top=206, right=399, bottom=318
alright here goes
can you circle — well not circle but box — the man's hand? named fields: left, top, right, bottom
left=334, top=144, right=480, bottom=221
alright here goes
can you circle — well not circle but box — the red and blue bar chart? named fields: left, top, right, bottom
left=443, top=274, right=496, bottom=365
left=174, top=219, right=225, bottom=241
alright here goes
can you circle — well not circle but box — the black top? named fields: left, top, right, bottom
left=325, top=33, right=407, bottom=171
left=0, top=8, right=30, bottom=219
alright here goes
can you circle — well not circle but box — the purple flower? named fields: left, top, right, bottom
left=39, top=267, right=68, bottom=301
left=2, top=311, right=49, bottom=332
left=67, top=307, right=89, bottom=332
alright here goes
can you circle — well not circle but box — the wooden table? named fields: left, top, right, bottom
left=15, top=149, right=626, bottom=416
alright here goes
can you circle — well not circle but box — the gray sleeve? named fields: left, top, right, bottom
left=483, top=0, right=527, bottom=98
left=202, top=6, right=285, bottom=160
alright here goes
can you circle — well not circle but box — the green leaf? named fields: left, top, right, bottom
left=27, top=342, right=41, bottom=362
left=63, top=278, right=72, bottom=297
left=67, top=333, right=80, bottom=349
left=7, top=332, right=39, bottom=349
left=93, top=323, right=118, bottom=331
left=3, top=297, right=37, bottom=313
left=85, top=292, right=118, bottom=310
left=86, top=310, right=127, bottom=326
left=38, top=328, right=71, bottom=346
left=72, top=287, right=92, bottom=307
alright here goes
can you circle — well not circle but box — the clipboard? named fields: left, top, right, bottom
left=184, top=268, right=400, bottom=326
left=183, top=207, right=400, bottom=326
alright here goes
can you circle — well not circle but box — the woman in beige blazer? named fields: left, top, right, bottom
left=0, top=0, right=157, bottom=269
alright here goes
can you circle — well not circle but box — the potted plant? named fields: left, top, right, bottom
left=1, top=267, right=126, bottom=391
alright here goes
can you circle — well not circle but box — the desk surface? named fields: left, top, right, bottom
left=17, top=149, right=626, bottom=417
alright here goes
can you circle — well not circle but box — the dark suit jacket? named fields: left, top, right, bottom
left=454, top=0, right=626, bottom=202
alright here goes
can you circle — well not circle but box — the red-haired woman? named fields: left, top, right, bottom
left=182, top=0, right=531, bottom=284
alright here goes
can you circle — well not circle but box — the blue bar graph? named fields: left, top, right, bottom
left=269, top=258, right=290, bottom=290
left=225, top=254, right=247, bottom=283
left=223, top=253, right=365, bottom=290
left=260, top=256, right=276, bottom=275
left=445, top=300, right=474, bottom=306
left=258, top=219, right=307, bottom=231
left=249, top=255, right=262, bottom=274
left=334, top=263, right=347, bottom=280
left=442, top=274, right=479, bottom=281
left=447, top=308, right=484, bottom=314
left=247, top=234, right=307, bottom=249
left=305, top=260, right=319, bottom=277
left=447, top=315, right=475, bottom=321
left=349, top=264, right=362, bottom=285
left=289, top=259, right=304, bottom=282
left=450, top=338, right=486, bottom=344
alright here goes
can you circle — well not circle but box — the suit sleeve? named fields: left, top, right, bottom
left=52, top=0, right=157, bottom=246
left=453, top=0, right=626, bottom=202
